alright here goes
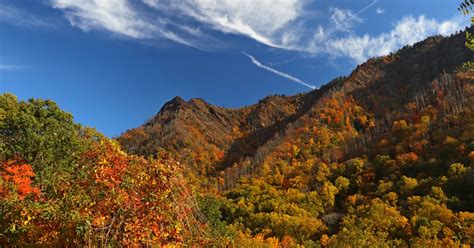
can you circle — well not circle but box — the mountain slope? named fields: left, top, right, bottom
left=118, top=28, right=474, bottom=246
left=118, top=78, right=338, bottom=179
left=118, top=29, right=472, bottom=180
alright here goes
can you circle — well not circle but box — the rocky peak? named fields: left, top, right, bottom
left=159, top=96, right=187, bottom=113
left=119, top=29, right=473, bottom=171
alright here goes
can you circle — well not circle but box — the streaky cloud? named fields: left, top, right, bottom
left=0, top=3, right=51, bottom=27
left=242, top=52, right=316, bottom=90
left=47, top=0, right=470, bottom=65
left=0, top=64, right=24, bottom=71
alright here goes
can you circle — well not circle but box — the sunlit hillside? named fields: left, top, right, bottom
left=1, top=0, right=474, bottom=247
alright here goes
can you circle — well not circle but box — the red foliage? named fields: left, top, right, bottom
left=78, top=140, right=206, bottom=245
left=215, top=150, right=225, bottom=161
left=0, top=160, right=40, bottom=200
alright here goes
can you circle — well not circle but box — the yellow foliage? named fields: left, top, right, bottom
left=421, top=115, right=430, bottom=125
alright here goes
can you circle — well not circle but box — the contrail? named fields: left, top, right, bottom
left=242, top=52, right=317, bottom=90
left=355, top=0, right=378, bottom=16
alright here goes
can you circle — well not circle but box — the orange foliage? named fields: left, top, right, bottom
left=79, top=140, right=205, bottom=245
left=280, top=235, right=297, bottom=247
left=0, top=160, right=40, bottom=200
left=320, top=234, right=330, bottom=247
left=469, top=151, right=474, bottom=161
left=396, top=152, right=418, bottom=166
left=216, top=150, right=225, bottom=160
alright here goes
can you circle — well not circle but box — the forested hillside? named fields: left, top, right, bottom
left=0, top=94, right=212, bottom=246
left=1, top=20, right=473, bottom=248
left=118, top=29, right=474, bottom=246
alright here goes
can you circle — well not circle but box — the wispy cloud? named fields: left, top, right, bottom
left=0, top=64, right=23, bottom=71
left=47, top=0, right=470, bottom=65
left=326, top=15, right=469, bottom=63
left=376, top=7, right=385, bottom=15
left=330, top=8, right=363, bottom=33
left=49, top=0, right=306, bottom=50
left=242, top=52, right=316, bottom=90
left=0, top=3, right=50, bottom=27
left=306, top=1, right=378, bottom=53
left=143, top=0, right=305, bottom=49
left=327, top=0, right=376, bottom=33
left=50, top=0, right=153, bottom=39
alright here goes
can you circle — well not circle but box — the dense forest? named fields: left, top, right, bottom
left=118, top=29, right=474, bottom=247
left=0, top=94, right=214, bottom=245
left=1, top=3, right=474, bottom=247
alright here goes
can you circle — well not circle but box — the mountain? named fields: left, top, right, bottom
left=1, top=30, right=473, bottom=246
left=118, top=79, right=333, bottom=177
left=118, top=29, right=472, bottom=180
left=117, top=28, right=474, bottom=246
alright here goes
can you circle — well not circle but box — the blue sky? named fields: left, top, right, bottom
left=0, top=0, right=470, bottom=137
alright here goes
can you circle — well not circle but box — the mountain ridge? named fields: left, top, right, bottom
left=118, top=28, right=473, bottom=179
left=115, top=29, right=474, bottom=245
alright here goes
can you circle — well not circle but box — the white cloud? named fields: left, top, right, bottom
left=305, top=2, right=378, bottom=53
left=47, top=0, right=469, bottom=65
left=50, top=0, right=154, bottom=38
left=376, top=7, right=385, bottom=15
left=305, top=8, right=358, bottom=53
left=143, top=0, right=306, bottom=49
left=326, top=15, right=468, bottom=63
left=242, top=52, right=316, bottom=89
left=330, top=8, right=362, bottom=32
left=49, top=0, right=308, bottom=49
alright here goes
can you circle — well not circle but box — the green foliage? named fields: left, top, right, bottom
left=2, top=4, right=473, bottom=244
left=459, top=0, right=474, bottom=52
left=458, top=0, right=474, bottom=16
left=197, top=194, right=235, bottom=242
left=215, top=72, right=474, bottom=245
left=467, top=32, right=474, bottom=51
left=458, top=61, right=474, bottom=72
left=0, top=94, right=209, bottom=246
left=330, top=199, right=408, bottom=247
left=0, top=93, right=88, bottom=196
left=448, top=163, right=467, bottom=177
left=220, top=179, right=326, bottom=243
